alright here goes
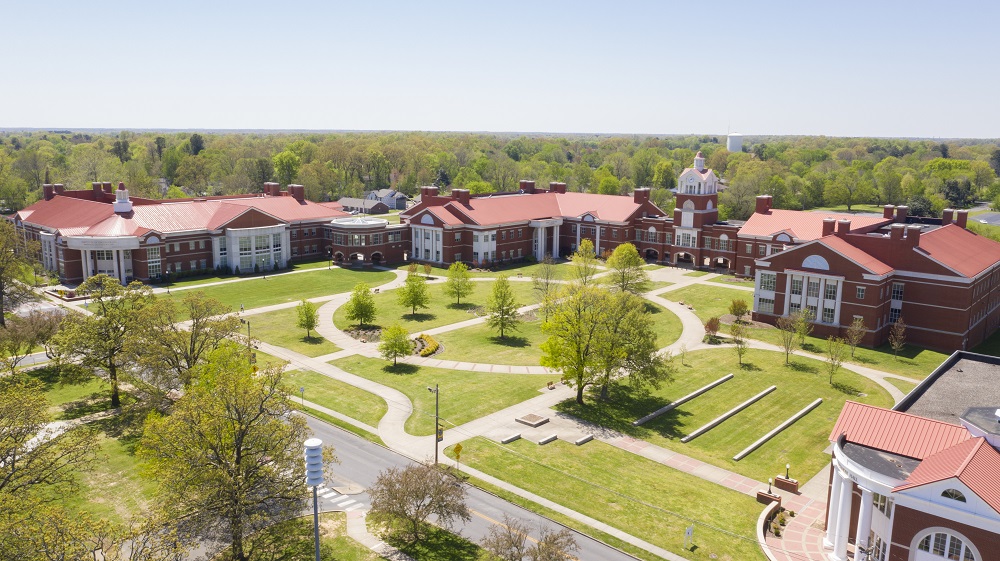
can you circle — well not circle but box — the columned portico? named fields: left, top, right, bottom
left=529, top=218, right=563, bottom=261
left=852, top=487, right=874, bottom=561
left=824, top=461, right=844, bottom=549
left=832, top=469, right=853, bottom=561
left=65, top=236, right=140, bottom=284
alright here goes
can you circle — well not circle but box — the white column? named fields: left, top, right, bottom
left=824, top=466, right=843, bottom=549
left=831, top=471, right=853, bottom=561
left=595, top=225, right=601, bottom=255
left=535, top=227, right=543, bottom=261
left=575, top=224, right=580, bottom=249
left=80, top=249, right=90, bottom=280
left=540, top=227, right=547, bottom=259
left=552, top=224, right=560, bottom=258
left=111, top=249, right=121, bottom=283
left=853, top=488, right=874, bottom=561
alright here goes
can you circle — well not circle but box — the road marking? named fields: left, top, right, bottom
left=345, top=503, right=364, bottom=511
left=336, top=499, right=357, bottom=508
left=322, top=492, right=340, bottom=499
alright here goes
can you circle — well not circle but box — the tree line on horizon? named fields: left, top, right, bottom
left=2, top=129, right=999, bottom=221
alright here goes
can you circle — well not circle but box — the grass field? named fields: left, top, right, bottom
left=333, top=278, right=539, bottom=334
left=285, top=370, right=387, bottom=428
left=63, top=430, right=156, bottom=524
left=453, top=437, right=764, bottom=561
left=247, top=307, right=340, bottom=357
left=683, top=270, right=711, bottom=277
left=435, top=300, right=683, bottom=365
left=556, top=348, right=893, bottom=482
left=225, top=513, right=380, bottom=561
left=645, top=280, right=674, bottom=292
left=163, top=267, right=395, bottom=312
left=153, top=258, right=336, bottom=289
left=392, top=261, right=579, bottom=281
left=662, top=284, right=749, bottom=322
left=706, top=275, right=755, bottom=287
left=330, top=355, right=547, bottom=435
left=885, top=377, right=918, bottom=396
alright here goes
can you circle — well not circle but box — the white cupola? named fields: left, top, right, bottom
left=113, top=181, right=133, bottom=214
left=694, top=151, right=705, bottom=172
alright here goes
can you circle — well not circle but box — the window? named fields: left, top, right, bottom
left=571, top=225, right=577, bottom=235
left=758, top=245, right=766, bottom=256
left=789, top=302, right=801, bottom=314
left=518, top=229, right=523, bottom=239
left=199, top=240, right=206, bottom=250
left=806, top=305, right=818, bottom=319
left=791, top=278, right=803, bottom=295
left=147, top=247, right=161, bottom=278
left=600, top=227, right=606, bottom=237
left=491, top=233, right=496, bottom=241
left=95, top=250, right=113, bottom=261
left=455, top=232, right=462, bottom=241
left=501, top=231, right=507, bottom=240
left=664, top=233, right=672, bottom=245
left=473, top=251, right=479, bottom=262
left=760, top=273, right=776, bottom=291
left=174, top=243, right=181, bottom=253
left=822, top=307, right=835, bottom=323
left=891, top=282, right=904, bottom=301
left=454, top=253, right=462, bottom=262
left=190, top=260, right=197, bottom=271
left=824, top=281, right=838, bottom=300
left=744, top=265, right=751, bottom=276
left=501, top=250, right=507, bottom=260
left=612, top=229, right=618, bottom=239
left=869, top=532, right=888, bottom=561
left=873, top=493, right=893, bottom=517
left=758, top=298, right=774, bottom=314
left=473, top=234, right=480, bottom=243
left=889, top=307, right=901, bottom=324
left=189, top=241, right=195, bottom=251
left=372, top=233, right=382, bottom=245
left=918, top=532, right=976, bottom=561
left=746, top=244, right=753, bottom=254
left=856, top=286, right=866, bottom=300
left=942, top=489, right=967, bottom=502
left=807, top=280, right=820, bottom=298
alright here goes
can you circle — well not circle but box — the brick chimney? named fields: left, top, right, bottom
left=263, top=182, right=278, bottom=196
left=53, top=184, right=64, bottom=195
left=822, top=218, right=836, bottom=237
left=836, top=219, right=851, bottom=237
left=420, top=186, right=439, bottom=198
left=883, top=205, right=895, bottom=219
left=956, top=210, right=969, bottom=229
left=890, top=223, right=905, bottom=241
left=519, top=180, right=536, bottom=194
left=103, top=181, right=113, bottom=194
left=754, top=195, right=773, bottom=214
left=895, top=205, right=908, bottom=223
left=941, top=209, right=954, bottom=226
left=288, top=184, right=305, bottom=202
left=452, top=188, right=470, bottom=205
left=634, top=188, right=650, bottom=204
left=92, top=182, right=103, bottom=198
left=549, top=182, right=567, bottom=194
left=42, top=184, right=54, bottom=201
left=906, top=224, right=922, bottom=246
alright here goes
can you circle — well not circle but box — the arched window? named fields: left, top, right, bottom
left=682, top=200, right=695, bottom=210
left=941, top=489, right=967, bottom=502
left=916, top=531, right=977, bottom=561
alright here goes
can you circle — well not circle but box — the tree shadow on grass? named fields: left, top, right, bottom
left=832, top=381, right=862, bottom=396
left=801, top=342, right=822, bottom=354
left=59, top=392, right=112, bottom=420
left=445, top=302, right=477, bottom=311
left=382, top=363, right=419, bottom=375
left=388, top=523, right=480, bottom=561
left=786, top=361, right=819, bottom=374
left=739, top=362, right=762, bottom=371
left=403, top=312, right=436, bottom=322
left=554, top=384, right=691, bottom=440
left=488, top=335, right=529, bottom=348
left=851, top=355, right=877, bottom=365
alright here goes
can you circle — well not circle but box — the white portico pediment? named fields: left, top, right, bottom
left=66, top=236, right=140, bottom=250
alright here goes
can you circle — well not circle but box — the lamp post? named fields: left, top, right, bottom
left=768, top=478, right=773, bottom=494
left=304, top=438, right=324, bottom=561
left=427, top=384, right=440, bottom=465
left=240, top=318, right=252, bottom=365
left=786, top=463, right=790, bottom=479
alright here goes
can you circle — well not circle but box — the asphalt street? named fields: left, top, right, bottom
left=304, top=415, right=639, bottom=561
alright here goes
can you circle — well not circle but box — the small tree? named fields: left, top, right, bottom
left=793, top=308, right=814, bottom=345
left=378, top=324, right=410, bottom=366
left=487, top=275, right=520, bottom=339
left=845, top=317, right=866, bottom=357
left=0, top=310, right=61, bottom=376
left=570, top=239, right=598, bottom=286
left=397, top=272, right=430, bottom=315
left=444, top=262, right=473, bottom=305
left=368, top=464, right=470, bottom=546
left=826, top=336, right=847, bottom=384
left=678, top=343, right=688, bottom=366
left=481, top=514, right=579, bottom=561
left=532, top=257, right=559, bottom=320
left=345, top=282, right=377, bottom=327
left=407, top=262, right=418, bottom=275
left=295, top=299, right=318, bottom=339
left=775, top=315, right=798, bottom=365
left=730, top=320, right=749, bottom=366
left=889, top=317, right=907, bottom=359
left=422, top=263, right=432, bottom=278
left=729, top=299, right=749, bottom=323
left=605, top=242, right=649, bottom=294
left=704, top=316, right=721, bottom=340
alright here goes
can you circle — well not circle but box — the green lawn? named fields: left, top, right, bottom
left=683, top=270, right=710, bottom=277
left=164, top=267, right=395, bottom=312
left=333, top=278, right=539, bottom=334
left=643, top=263, right=666, bottom=270
left=885, top=377, right=918, bottom=396
left=706, top=275, right=755, bottom=287
left=329, top=356, right=547, bottom=436
left=285, top=370, right=387, bottom=427
left=645, top=280, right=674, bottom=292
left=453, top=438, right=764, bottom=561
left=556, top=348, right=893, bottom=482
left=662, top=284, right=749, bottom=322
left=226, top=513, right=380, bottom=561
left=392, top=261, right=578, bottom=281
left=435, top=300, right=683, bottom=365
left=63, top=431, right=156, bottom=524
left=247, top=307, right=340, bottom=357
left=154, top=257, right=336, bottom=289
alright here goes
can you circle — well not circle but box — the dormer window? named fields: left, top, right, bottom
left=942, top=489, right=967, bottom=502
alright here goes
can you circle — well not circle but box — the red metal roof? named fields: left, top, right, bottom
left=917, top=224, right=1000, bottom=278
left=816, top=236, right=894, bottom=275
left=740, top=210, right=888, bottom=240
left=830, top=401, right=971, bottom=460
left=410, top=192, right=645, bottom=227
left=894, top=438, right=1000, bottom=514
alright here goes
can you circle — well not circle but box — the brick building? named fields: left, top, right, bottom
left=824, top=352, right=1000, bottom=561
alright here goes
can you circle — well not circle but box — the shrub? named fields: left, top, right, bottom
left=418, top=333, right=440, bottom=357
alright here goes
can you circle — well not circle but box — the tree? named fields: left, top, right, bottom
left=397, top=272, right=430, bottom=315
left=845, top=317, right=866, bottom=357
left=729, top=298, right=749, bottom=322
left=704, top=316, right=721, bottom=340
left=570, top=238, right=598, bottom=286
left=487, top=275, right=520, bottom=339
left=541, top=286, right=606, bottom=405
left=345, top=282, right=377, bottom=327
left=532, top=256, right=559, bottom=320
left=154, top=136, right=167, bottom=159
left=0, top=220, right=40, bottom=326
left=730, top=320, right=749, bottom=366
left=379, top=323, right=411, bottom=366
left=52, top=275, right=153, bottom=407
left=368, top=464, right=470, bottom=546
left=824, top=166, right=874, bottom=210
left=296, top=299, right=318, bottom=339
left=188, top=133, right=205, bottom=156
left=272, top=150, right=301, bottom=186
left=139, top=346, right=321, bottom=561
left=129, top=292, right=239, bottom=394
left=889, top=317, right=907, bottom=359
left=826, top=336, right=846, bottom=385
left=110, top=139, right=131, bottom=163
left=423, top=263, right=432, bottom=277
left=605, top=242, right=649, bottom=294
left=775, top=315, right=798, bottom=365
left=481, top=514, right=579, bottom=561
left=444, top=262, right=473, bottom=305
left=793, top=308, right=814, bottom=345
left=593, top=291, right=673, bottom=400
left=0, top=310, right=61, bottom=376
left=532, top=526, right=580, bottom=561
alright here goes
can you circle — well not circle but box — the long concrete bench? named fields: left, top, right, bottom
left=501, top=434, right=521, bottom=444
left=538, top=434, right=558, bottom=445
left=633, top=374, right=734, bottom=426
left=681, top=385, right=777, bottom=443
left=733, top=398, right=823, bottom=461
left=574, top=434, right=594, bottom=446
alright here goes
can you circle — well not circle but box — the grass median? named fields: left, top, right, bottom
left=285, top=369, right=387, bottom=428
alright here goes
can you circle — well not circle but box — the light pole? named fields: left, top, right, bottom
left=240, top=318, right=252, bottom=365
left=304, top=438, right=324, bottom=561
left=427, top=384, right=440, bottom=465
left=786, top=463, right=791, bottom=479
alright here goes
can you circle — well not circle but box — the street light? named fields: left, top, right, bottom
left=427, top=384, right=440, bottom=465
left=304, top=438, right=324, bottom=561
left=786, top=463, right=791, bottom=479
left=240, top=318, right=252, bottom=365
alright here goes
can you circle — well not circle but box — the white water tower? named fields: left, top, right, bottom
left=727, top=133, right=743, bottom=153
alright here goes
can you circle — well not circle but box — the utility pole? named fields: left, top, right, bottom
left=427, top=384, right=440, bottom=464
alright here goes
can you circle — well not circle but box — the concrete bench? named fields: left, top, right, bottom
left=538, top=434, right=557, bottom=445
left=501, top=434, right=521, bottom=444
left=574, top=434, right=594, bottom=446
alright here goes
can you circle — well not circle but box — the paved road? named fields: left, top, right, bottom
left=304, top=415, right=638, bottom=561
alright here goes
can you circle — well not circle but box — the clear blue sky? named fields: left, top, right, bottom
left=3, top=0, right=997, bottom=138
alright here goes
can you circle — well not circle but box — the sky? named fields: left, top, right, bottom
left=2, top=0, right=998, bottom=138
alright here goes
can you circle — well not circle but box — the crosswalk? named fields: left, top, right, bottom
left=315, top=483, right=366, bottom=512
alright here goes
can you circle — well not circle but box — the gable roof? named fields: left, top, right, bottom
left=917, top=224, right=1000, bottom=278
left=830, top=401, right=971, bottom=460
left=407, top=191, right=651, bottom=227
left=338, top=197, right=386, bottom=210
left=740, top=210, right=888, bottom=241
left=813, top=236, right=894, bottom=275
left=894, top=437, right=1000, bottom=514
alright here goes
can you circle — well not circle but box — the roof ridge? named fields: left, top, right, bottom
left=956, top=437, right=987, bottom=476
left=844, top=401, right=966, bottom=430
